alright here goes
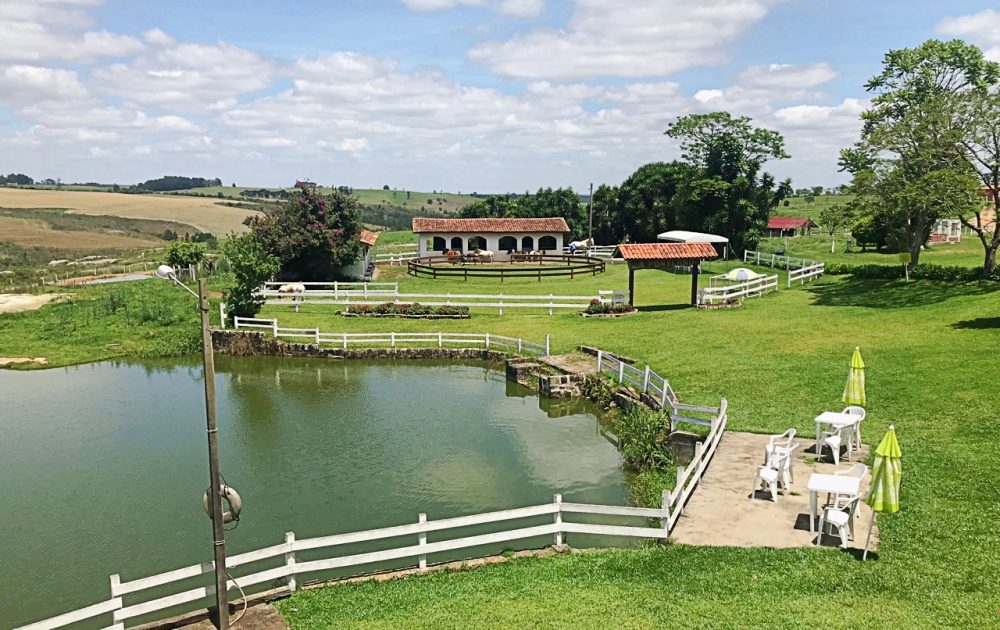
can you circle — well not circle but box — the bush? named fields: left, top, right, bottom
left=584, top=299, right=634, bottom=315
left=348, top=303, right=469, bottom=317
left=165, top=241, right=204, bottom=269
left=223, top=234, right=280, bottom=317
left=607, top=406, right=673, bottom=472
left=825, top=263, right=994, bottom=282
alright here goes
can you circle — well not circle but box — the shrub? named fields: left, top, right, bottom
left=584, top=299, right=634, bottom=315
left=608, top=406, right=673, bottom=472
left=825, top=263, right=994, bottom=282
left=223, top=234, right=280, bottom=317
left=347, top=303, right=469, bottom=317
left=165, top=241, right=204, bottom=269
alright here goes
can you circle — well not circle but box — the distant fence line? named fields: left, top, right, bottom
left=697, top=274, right=779, bottom=306
left=407, top=254, right=605, bottom=281
left=743, top=250, right=825, bottom=288
left=256, top=282, right=628, bottom=315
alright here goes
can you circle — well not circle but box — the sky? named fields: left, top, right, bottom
left=1, top=0, right=999, bottom=193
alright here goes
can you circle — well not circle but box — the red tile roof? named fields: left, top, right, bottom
left=768, top=217, right=816, bottom=230
left=359, top=230, right=379, bottom=246
left=412, top=217, right=570, bottom=233
left=614, top=242, right=719, bottom=261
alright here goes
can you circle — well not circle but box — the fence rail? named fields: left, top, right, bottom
left=373, top=252, right=418, bottom=264
left=233, top=317, right=551, bottom=355
left=17, top=399, right=728, bottom=630
left=743, top=250, right=818, bottom=271
left=407, top=255, right=605, bottom=281
left=697, top=274, right=779, bottom=306
left=257, top=285, right=626, bottom=315
left=562, top=245, right=619, bottom=259
left=595, top=351, right=678, bottom=412
left=787, top=262, right=825, bottom=287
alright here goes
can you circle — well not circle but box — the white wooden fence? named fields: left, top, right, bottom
left=696, top=274, right=779, bottom=306
left=232, top=317, right=551, bottom=356
left=15, top=399, right=728, bottom=630
left=563, top=245, right=620, bottom=260
left=373, top=252, right=418, bottom=264
left=787, top=262, right=825, bottom=287
left=258, top=284, right=625, bottom=315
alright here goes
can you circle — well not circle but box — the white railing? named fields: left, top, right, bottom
left=374, top=252, right=418, bottom=264
left=787, top=262, right=825, bottom=287
left=743, top=250, right=818, bottom=271
left=258, top=286, right=620, bottom=315
left=697, top=274, right=779, bottom=306
left=15, top=496, right=677, bottom=630
left=17, top=396, right=727, bottom=630
left=563, top=245, right=619, bottom=260
left=232, top=317, right=551, bottom=356
left=595, top=350, right=677, bottom=411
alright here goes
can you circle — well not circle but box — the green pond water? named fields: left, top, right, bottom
left=0, top=357, right=628, bottom=628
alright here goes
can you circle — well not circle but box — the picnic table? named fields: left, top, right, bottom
left=815, top=411, right=855, bottom=454
left=806, top=473, right=862, bottom=534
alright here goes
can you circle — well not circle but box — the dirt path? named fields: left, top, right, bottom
left=0, top=293, right=64, bottom=313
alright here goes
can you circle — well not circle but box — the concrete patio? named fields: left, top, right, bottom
left=671, top=431, right=878, bottom=551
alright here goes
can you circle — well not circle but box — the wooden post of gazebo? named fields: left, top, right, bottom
left=613, top=243, right=719, bottom=308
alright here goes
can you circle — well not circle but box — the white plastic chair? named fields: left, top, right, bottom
left=817, top=494, right=861, bottom=548
left=750, top=451, right=789, bottom=502
left=826, top=463, right=868, bottom=510
left=765, top=429, right=800, bottom=485
left=842, top=406, right=866, bottom=446
left=821, top=423, right=854, bottom=465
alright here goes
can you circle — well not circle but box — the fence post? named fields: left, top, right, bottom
left=485, top=333, right=490, bottom=349
left=661, top=490, right=672, bottom=536
left=418, top=513, right=428, bottom=570
left=285, top=532, right=297, bottom=591
left=618, top=361, right=624, bottom=384
left=391, top=332, right=396, bottom=348
left=335, top=281, right=340, bottom=299
left=219, top=303, right=226, bottom=329
left=109, top=573, right=124, bottom=624
left=545, top=335, right=550, bottom=356
left=596, top=350, right=603, bottom=372
left=643, top=366, right=650, bottom=394
left=499, top=293, right=503, bottom=316
left=342, top=334, right=347, bottom=350
left=272, top=319, right=278, bottom=337
left=549, top=294, right=553, bottom=316
left=676, top=467, right=684, bottom=488
left=553, top=494, right=563, bottom=546
left=315, top=328, right=321, bottom=344
left=438, top=332, right=443, bottom=348
left=518, top=338, right=523, bottom=353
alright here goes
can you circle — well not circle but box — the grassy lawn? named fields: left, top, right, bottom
left=4, top=262, right=1000, bottom=626
left=757, top=234, right=987, bottom=268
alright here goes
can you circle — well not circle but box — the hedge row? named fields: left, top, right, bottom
left=346, top=303, right=470, bottom=316
left=824, top=262, right=998, bottom=282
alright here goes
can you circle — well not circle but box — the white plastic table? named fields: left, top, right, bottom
left=806, top=473, right=862, bottom=534
left=815, top=411, right=855, bottom=454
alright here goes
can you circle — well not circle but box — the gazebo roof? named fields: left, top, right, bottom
left=614, top=242, right=719, bottom=263
left=412, top=217, right=570, bottom=233
left=359, top=230, right=379, bottom=246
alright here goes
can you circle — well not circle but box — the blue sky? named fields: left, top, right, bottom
left=1, top=0, right=999, bottom=192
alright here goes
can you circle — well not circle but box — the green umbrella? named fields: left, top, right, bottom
left=863, top=425, right=902, bottom=559
left=842, top=346, right=866, bottom=406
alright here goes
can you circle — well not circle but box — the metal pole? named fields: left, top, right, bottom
left=588, top=182, right=594, bottom=242
left=198, top=279, right=230, bottom=629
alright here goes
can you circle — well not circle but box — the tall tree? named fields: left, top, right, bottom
left=956, top=89, right=1000, bottom=275
left=664, top=112, right=789, bottom=255
left=844, top=39, right=1000, bottom=268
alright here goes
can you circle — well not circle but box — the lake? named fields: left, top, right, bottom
left=0, top=357, right=627, bottom=628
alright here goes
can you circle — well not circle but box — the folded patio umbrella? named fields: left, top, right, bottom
left=863, top=425, right=902, bottom=560
left=842, top=346, right=866, bottom=406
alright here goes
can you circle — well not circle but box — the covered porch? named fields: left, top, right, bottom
left=612, top=242, right=720, bottom=307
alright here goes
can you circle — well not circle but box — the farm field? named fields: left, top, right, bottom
left=0, top=188, right=257, bottom=236
left=181, top=186, right=478, bottom=213
left=0, top=216, right=159, bottom=250
left=757, top=235, right=988, bottom=268
left=775, top=194, right=854, bottom=219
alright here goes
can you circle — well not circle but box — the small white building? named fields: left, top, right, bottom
left=413, top=217, right=570, bottom=261
left=333, top=230, right=380, bottom=280
left=657, top=230, right=730, bottom=259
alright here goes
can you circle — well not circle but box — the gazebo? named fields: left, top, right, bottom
left=613, top=243, right=720, bottom=307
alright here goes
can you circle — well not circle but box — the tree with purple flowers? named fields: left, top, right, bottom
left=244, top=181, right=362, bottom=280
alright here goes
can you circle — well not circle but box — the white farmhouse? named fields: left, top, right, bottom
left=333, top=229, right=380, bottom=280
left=412, top=217, right=570, bottom=262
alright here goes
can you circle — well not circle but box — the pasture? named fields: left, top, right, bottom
left=0, top=188, right=257, bottom=236
left=0, top=215, right=159, bottom=251
left=182, top=186, right=477, bottom=213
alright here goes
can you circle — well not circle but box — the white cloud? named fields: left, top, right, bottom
left=498, top=0, right=544, bottom=18
left=469, top=0, right=781, bottom=79
left=0, top=1, right=142, bottom=63
left=335, top=138, right=371, bottom=152
left=401, top=0, right=483, bottom=11
left=937, top=10, right=1000, bottom=61
left=400, top=0, right=542, bottom=17
left=0, top=65, right=87, bottom=107
left=738, top=63, right=837, bottom=89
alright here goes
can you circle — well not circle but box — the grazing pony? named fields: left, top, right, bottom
left=568, top=237, right=594, bottom=254
left=277, top=282, right=306, bottom=293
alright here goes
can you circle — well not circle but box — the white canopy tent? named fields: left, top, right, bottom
left=657, top=231, right=729, bottom=259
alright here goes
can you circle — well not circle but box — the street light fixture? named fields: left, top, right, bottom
left=156, top=264, right=231, bottom=629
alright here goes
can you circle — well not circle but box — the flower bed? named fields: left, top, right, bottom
left=341, top=303, right=470, bottom=319
left=579, top=300, right=638, bottom=318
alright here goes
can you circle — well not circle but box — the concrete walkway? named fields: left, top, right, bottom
left=178, top=604, right=287, bottom=630
left=539, top=351, right=598, bottom=375
left=671, top=431, right=878, bottom=551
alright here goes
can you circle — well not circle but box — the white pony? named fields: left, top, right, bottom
left=277, top=282, right=306, bottom=293
left=568, top=237, right=594, bottom=254
left=469, top=249, right=495, bottom=262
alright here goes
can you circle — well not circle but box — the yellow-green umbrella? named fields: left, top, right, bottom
left=842, top=346, right=866, bottom=406
left=863, top=425, right=902, bottom=559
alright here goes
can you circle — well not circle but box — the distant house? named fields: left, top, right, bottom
left=978, top=185, right=998, bottom=231
left=412, top=217, right=569, bottom=261
left=767, top=217, right=816, bottom=238
left=334, top=229, right=380, bottom=281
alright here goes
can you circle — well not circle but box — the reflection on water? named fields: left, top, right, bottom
left=0, top=356, right=625, bottom=627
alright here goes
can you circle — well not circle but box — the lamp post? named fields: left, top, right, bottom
left=156, top=265, right=230, bottom=629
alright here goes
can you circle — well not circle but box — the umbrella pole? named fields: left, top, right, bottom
left=863, top=511, right=877, bottom=560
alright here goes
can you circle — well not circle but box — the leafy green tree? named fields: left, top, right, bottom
left=459, top=188, right=588, bottom=239
left=811, top=186, right=824, bottom=196
left=244, top=182, right=362, bottom=280
left=223, top=234, right=280, bottom=317
left=843, top=39, right=1000, bottom=268
left=818, top=203, right=855, bottom=253
left=665, top=112, right=790, bottom=254
left=164, top=241, right=204, bottom=269
left=956, top=89, right=1000, bottom=274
